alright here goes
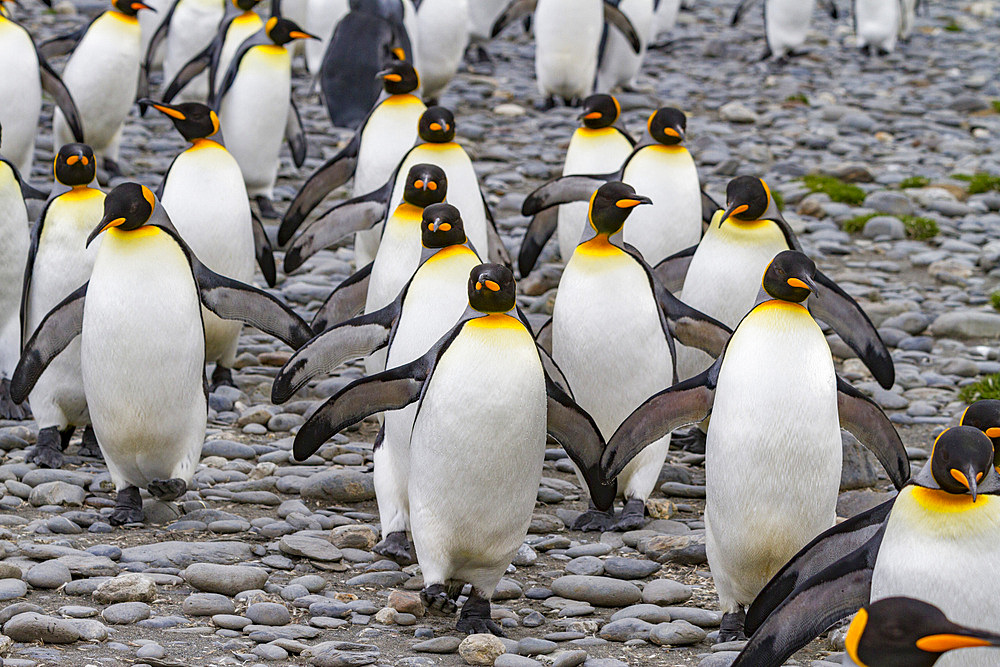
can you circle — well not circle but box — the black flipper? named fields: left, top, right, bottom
left=521, top=174, right=615, bottom=216
left=192, top=257, right=311, bottom=349
left=517, top=207, right=557, bottom=278
left=3, top=158, right=48, bottom=201
left=701, top=189, right=720, bottom=224
left=286, top=99, right=307, bottom=168
left=808, top=269, right=894, bottom=389
left=251, top=212, right=276, bottom=287
left=36, top=49, right=84, bottom=142
left=162, top=43, right=213, bottom=103
left=602, top=1, right=642, bottom=52
left=546, top=376, right=616, bottom=511
left=535, top=317, right=552, bottom=356
left=602, top=357, right=721, bottom=480
left=283, top=190, right=390, bottom=273
left=730, top=0, right=763, bottom=25
left=490, top=0, right=537, bottom=37
left=144, top=0, right=179, bottom=72
left=11, top=282, right=88, bottom=404
left=837, top=376, right=910, bottom=489
left=311, top=262, right=373, bottom=333
left=37, top=23, right=88, bottom=58
left=652, top=245, right=696, bottom=294
left=482, top=194, right=512, bottom=268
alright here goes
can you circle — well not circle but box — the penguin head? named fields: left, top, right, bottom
left=421, top=203, right=466, bottom=249
left=265, top=17, right=318, bottom=45
left=140, top=99, right=219, bottom=142
left=588, top=182, right=652, bottom=236
left=378, top=62, right=419, bottom=95
left=647, top=107, right=686, bottom=146
left=845, top=597, right=1000, bottom=667
left=54, top=143, right=96, bottom=187
left=112, top=0, right=155, bottom=16
left=960, top=399, right=1000, bottom=470
left=579, top=94, right=621, bottom=129
left=926, top=426, right=994, bottom=501
left=87, top=182, right=156, bottom=246
left=418, top=107, right=455, bottom=143
left=468, top=264, right=516, bottom=314
left=761, top=250, right=817, bottom=303
left=231, top=0, right=260, bottom=10
left=402, top=164, right=447, bottom=208
left=720, top=176, right=777, bottom=226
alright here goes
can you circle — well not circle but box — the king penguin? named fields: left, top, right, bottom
left=42, top=0, right=156, bottom=179
left=733, top=425, right=1000, bottom=667
left=854, top=0, right=901, bottom=55
left=11, top=183, right=311, bottom=525
left=142, top=99, right=277, bottom=389
left=287, top=262, right=612, bottom=635
left=216, top=16, right=317, bottom=217
left=304, top=0, right=348, bottom=75
left=272, top=203, right=482, bottom=563
left=415, top=0, right=469, bottom=103
left=602, top=250, right=907, bottom=641
left=0, top=0, right=84, bottom=175
left=731, top=0, right=839, bottom=61
left=146, top=0, right=226, bottom=103
left=465, top=0, right=507, bottom=68
left=595, top=0, right=655, bottom=93
left=958, top=399, right=1000, bottom=472
left=22, top=143, right=105, bottom=467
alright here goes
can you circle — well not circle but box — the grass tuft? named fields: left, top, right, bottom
left=802, top=174, right=866, bottom=205
left=964, top=173, right=1000, bottom=194
left=841, top=213, right=938, bottom=239
left=898, top=176, right=929, bottom=189
left=959, top=374, right=1000, bottom=403
left=843, top=213, right=876, bottom=233
left=944, top=18, right=963, bottom=32
left=991, top=292, right=1000, bottom=312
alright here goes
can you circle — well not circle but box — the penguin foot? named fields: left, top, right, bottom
left=613, top=498, right=647, bottom=532
left=718, top=609, right=747, bottom=643
left=255, top=196, right=280, bottom=220
left=210, top=365, right=236, bottom=391
left=457, top=592, right=504, bottom=637
left=78, top=426, right=102, bottom=459
left=535, top=96, right=558, bottom=112
left=109, top=486, right=144, bottom=526
left=463, top=45, right=494, bottom=74
left=373, top=531, right=416, bottom=565
left=147, top=478, right=187, bottom=501
left=572, top=508, right=616, bottom=532
left=421, top=584, right=458, bottom=615
left=0, top=379, right=30, bottom=421
left=29, top=427, right=65, bottom=469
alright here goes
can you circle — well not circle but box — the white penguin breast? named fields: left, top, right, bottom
left=217, top=13, right=265, bottom=91
left=0, top=164, right=29, bottom=374
left=765, top=0, right=815, bottom=54
left=353, top=96, right=426, bottom=196
left=0, top=21, right=42, bottom=173
left=365, top=204, right=425, bottom=314
left=533, top=0, right=603, bottom=98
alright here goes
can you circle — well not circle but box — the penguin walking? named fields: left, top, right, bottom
left=854, top=0, right=901, bottom=55
left=279, top=61, right=426, bottom=267
left=0, top=4, right=84, bottom=175
left=519, top=94, right=634, bottom=274
left=733, top=425, right=1000, bottom=667
left=22, top=144, right=105, bottom=468
left=146, top=0, right=226, bottom=103
left=521, top=107, right=704, bottom=266
left=304, top=0, right=348, bottom=75
left=215, top=17, right=316, bottom=217
left=731, top=0, right=839, bottom=61
left=602, top=250, right=907, bottom=641
left=653, top=0, right=680, bottom=38
left=492, top=0, right=641, bottom=108
left=595, top=0, right=655, bottom=93
left=841, top=597, right=1000, bottom=667
left=465, top=0, right=507, bottom=69
left=40, top=0, right=156, bottom=179
left=11, top=183, right=310, bottom=525
left=415, top=0, right=469, bottom=103
left=138, top=0, right=171, bottom=71
left=288, top=263, right=612, bottom=635
left=142, top=99, right=276, bottom=389
left=272, top=204, right=482, bottom=563
left=553, top=182, right=731, bottom=532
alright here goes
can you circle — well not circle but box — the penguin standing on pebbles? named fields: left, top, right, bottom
left=22, top=144, right=105, bottom=468
left=12, top=183, right=311, bottom=525
left=145, top=0, right=226, bottom=103
left=288, top=263, right=612, bottom=635
left=731, top=0, right=839, bottom=61
left=854, top=0, right=901, bottom=55
left=595, top=0, right=655, bottom=93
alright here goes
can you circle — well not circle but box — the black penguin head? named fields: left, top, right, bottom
left=721, top=176, right=771, bottom=225
left=588, top=182, right=652, bottom=236
left=87, top=182, right=156, bottom=246
left=469, top=264, right=516, bottom=314
left=647, top=107, right=686, bottom=145
left=845, top=597, right=1000, bottom=667
left=378, top=62, right=419, bottom=95
left=112, top=0, right=155, bottom=16
left=421, top=203, right=465, bottom=249
left=927, top=426, right=994, bottom=501
left=402, top=164, right=447, bottom=208
left=761, top=251, right=817, bottom=303
left=579, top=94, right=621, bottom=129
left=231, top=0, right=260, bottom=10
left=265, top=17, right=318, bottom=45
left=418, top=107, right=455, bottom=143
left=54, top=143, right=96, bottom=187
left=140, top=99, right=219, bottom=142
left=960, top=399, right=1000, bottom=470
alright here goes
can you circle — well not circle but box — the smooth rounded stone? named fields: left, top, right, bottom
left=268, top=413, right=304, bottom=432
left=601, top=557, right=659, bottom=580
left=182, top=563, right=268, bottom=595
left=517, top=638, right=557, bottom=656
left=46, top=515, right=83, bottom=534
left=138, top=615, right=186, bottom=629
left=214, top=614, right=252, bottom=630
left=597, top=618, right=653, bottom=642
left=202, top=439, right=257, bottom=459
left=641, top=578, right=692, bottom=605
left=495, top=655, right=541, bottom=667
left=121, top=541, right=254, bottom=568
left=345, top=571, right=410, bottom=587
left=492, top=578, right=523, bottom=601
left=290, top=575, right=326, bottom=594
left=253, top=643, right=289, bottom=661
left=610, top=604, right=672, bottom=624
left=26, top=561, right=72, bottom=589
left=5, top=612, right=81, bottom=643
left=698, top=652, right=739, bottom=667
left=22, top=469, right=91, bottom=487
left=459, top=634, right=506, bottom=665
left=0, top=602, right=43, bottom=625
left=93, top=573, right=156, bottom=603
left=649, top=619, right=707, bottom=646
left=0, top=564, right=21, bottom=580
left=64, top=579, right=103, bottom=596
left=580, top=660, right=627, bottom=667
left=329, top=524, right=378, bottom=550
left=557, top=604, right=595, bottom=617
left=387, top=590, right=424, bottom=618
left=28, top=481, right=86, bottom=507
left=136, top=643, right=166, bottom=660
left=862, top=216, right=905, bottom=240
left=281, top=584, right=311, bottom=601
left=413, top=636, right=463, bottom=653
left=550, top=576, right=641, bottom=608
left=522, top=610, right=545, bottom=628
left=551, top=650, right=588, bottom=667
left=300, top=470, right=375, bottom=503
left=0, top=579, right=27, bottom=600
left=565, top=557, right=604, bottom=577
left=280, top=535, right=343, bottom=562
left=183, top=593, right=236, bottom=616
left=59, top=605, right=98, bottom=618
left=663, top=607, right=723, bottom=627
left=564, top=543, right=613, bottom=558
left=512, top=544, right=537, bottom=567
left=930, top=311, right=1000, bottom=339
left=87, top=544, right=122, bottom=560
left=73, top=618, right=110, bottom=640
left=209, top=520, right=252, bottom=534
left=864, top=191, right=914, bottom=217
left=247, top=602, right=291, bottom=626
left=102, top=601, right=150, bottom=624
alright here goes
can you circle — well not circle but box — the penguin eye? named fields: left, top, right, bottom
left=438, top=223, right=451, bottom=231
left=414, top=180, right=424, bottom=189
left=427, top=182, right=437, bottom=191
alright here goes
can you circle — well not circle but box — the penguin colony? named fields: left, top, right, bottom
left=0, top=0, right=996, bottom=663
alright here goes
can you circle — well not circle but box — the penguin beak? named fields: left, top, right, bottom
left=131, top=2, right=155, bottom=11
left=376, top=69, right=402, bottom=82
left=578, top=109, right=603, bottom=121
left=720, top=202, right=750, bottom=226
left=87, top=216, right=124, bottom=247
left=786, top=275, right=817, bottom=293
left=475, top=280, right=501, bottom=292
left=986, top=427, right=1000, bottom=439
left=663, top=125, right=685, bottom=141
left=289, top=30, right=318, bottom=40
left=950, top=466, right=981, bottom=502
left=140, top=99, right=186, bottom=121
left=916, top=630, right=1000, bottom=653
left=615, top=195, right=652, bottom=209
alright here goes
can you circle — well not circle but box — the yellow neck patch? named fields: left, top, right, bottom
left=233, top=11, right=259, bottom=24
left=466, top=314, right=522, bottom=330
left=256, top=44, right=286, bottom=56
left=424, top=244, right=476, bottom=264
left=189, top=138, right=222, bottom=152
left=417, top=142, right=458, bottom=153
left=107, top=225, right=161, bottom=241
left=382, top=94, right=422, bottom=107
left=649, top=144, right=687, bottom=155
left=575, top=235, right=622, bottom=258
left=910, top=486, right=991, bottom=514
left=393, top=202, right=424, bottom=222
left=755, top=299, right=809, bottom=315
left=107, top=10, right=139, bottom=24
left=59, top=186, right=103, bottom=203
left=576, top=127, right=618, bottom=139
